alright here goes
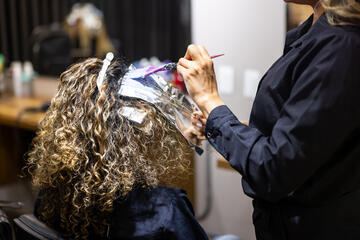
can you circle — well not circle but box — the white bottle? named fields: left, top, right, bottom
left=11, top=61, right=22, bottom=97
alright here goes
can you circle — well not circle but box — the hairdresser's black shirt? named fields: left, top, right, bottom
left=205, top=14, right=360, bottom=240
left=35, top=186, right=208, bottom=240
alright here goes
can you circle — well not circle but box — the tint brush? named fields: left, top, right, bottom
left=143, top=54, right=224, bottom=78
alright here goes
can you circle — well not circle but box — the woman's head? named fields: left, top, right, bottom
left=27, top=58, right=192, bottom=238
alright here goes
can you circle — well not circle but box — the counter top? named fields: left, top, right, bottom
left=0, top=96, right=49, bottom=131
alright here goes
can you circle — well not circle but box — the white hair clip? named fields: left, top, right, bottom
left=97, top=52, right=114, bottom=92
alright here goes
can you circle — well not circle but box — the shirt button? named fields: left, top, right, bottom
left=206, top=132, right=212, bottom=138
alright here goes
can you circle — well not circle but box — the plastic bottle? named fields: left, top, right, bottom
left=11, top=61, right=22, bottom=97
left=0, top=54, right=4, bottom=94
left=22, top=61, right=34, bottom=97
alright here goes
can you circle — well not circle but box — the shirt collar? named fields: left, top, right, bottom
left=284, top=14, right=314, bottom=54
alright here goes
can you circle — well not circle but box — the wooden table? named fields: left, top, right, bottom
left=0, top=96, right=50, bottom=184
left=0, top=96, right=49, bottom=131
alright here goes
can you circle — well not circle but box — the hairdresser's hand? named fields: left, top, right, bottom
left=192, top=111, right=207, bottom=141
left=177, top=45, right=224, bottom=118
left=183, top=111, right=207, bottom=146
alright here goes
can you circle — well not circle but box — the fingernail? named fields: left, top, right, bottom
left=196, top=123, right=202, bottom=127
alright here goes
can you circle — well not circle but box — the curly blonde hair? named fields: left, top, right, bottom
left=26, top=58, right=192, bottom=239
left=322, top=0, right=360, bottom=25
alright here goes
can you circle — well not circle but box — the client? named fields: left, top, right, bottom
left=26, top=58, right=208, bottom=239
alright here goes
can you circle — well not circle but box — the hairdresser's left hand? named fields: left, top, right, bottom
left=177, top=45, right=224, bottom=118
left=183, top=111, right=207, bottom=146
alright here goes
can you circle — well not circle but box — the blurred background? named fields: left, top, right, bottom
left=0, top=1, right=312, bottom=239
left=0, top=0, right=191, bottom=68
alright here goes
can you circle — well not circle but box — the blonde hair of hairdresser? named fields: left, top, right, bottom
left=26, top=58, right=192, bottom=239
left=322, top=0, right=360, bottom=25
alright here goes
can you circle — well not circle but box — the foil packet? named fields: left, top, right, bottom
left=118, top=65, right=203, bottom=154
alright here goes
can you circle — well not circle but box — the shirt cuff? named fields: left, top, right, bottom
left=205, top=105, right=237, bottom=139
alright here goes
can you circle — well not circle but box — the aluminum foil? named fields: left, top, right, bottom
left=118, top=65, right=202, bottom=153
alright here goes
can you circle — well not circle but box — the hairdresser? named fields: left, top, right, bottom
left=178, top=0, right=360, bottom=239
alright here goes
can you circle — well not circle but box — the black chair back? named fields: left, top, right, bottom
left=13, top=214, right=64, bottom=240
left=0, top=208, right=12, bottom=240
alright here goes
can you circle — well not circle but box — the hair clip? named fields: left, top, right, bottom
left=97, top=52, right=114, bottom=92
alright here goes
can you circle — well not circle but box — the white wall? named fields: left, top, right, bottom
left=191, top=1, right=286, bottom=239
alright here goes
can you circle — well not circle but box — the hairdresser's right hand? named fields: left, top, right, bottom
left=177, top=45, right=224, bottom=118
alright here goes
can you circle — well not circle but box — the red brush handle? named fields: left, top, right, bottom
left=210, top=54, right=224, bottom=59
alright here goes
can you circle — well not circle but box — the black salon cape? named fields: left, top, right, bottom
left=205, top=14, right=360, bottom=240
left=35, top=186, right=208, bottom=240
left=109, top=186, right=208, bottom=240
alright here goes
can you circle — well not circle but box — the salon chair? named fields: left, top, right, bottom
left=0, top=200, right=25, bottom=240
left=13, top=214, right=64, bottom=240
left=0, top=208, right=11, bottom=240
